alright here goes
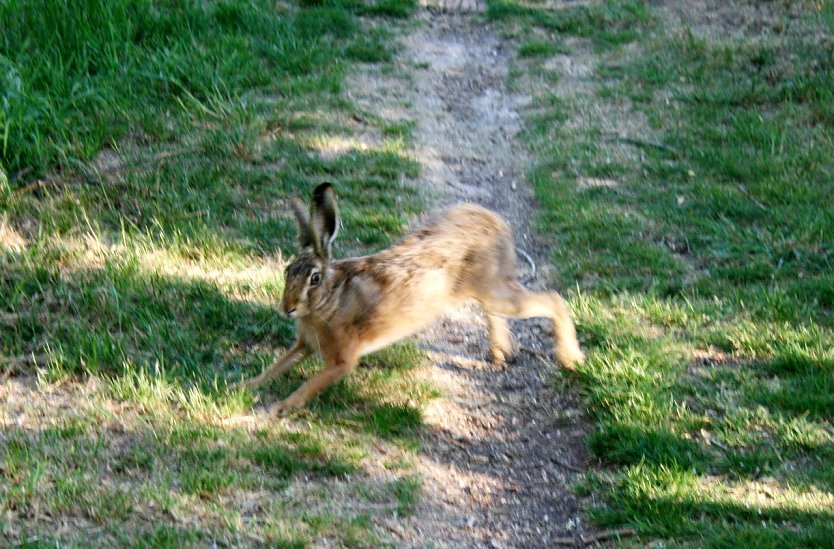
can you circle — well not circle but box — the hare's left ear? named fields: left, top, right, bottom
left=290, top=196, right=316, bottom=251
left=311, top=182, right=339, bottom=259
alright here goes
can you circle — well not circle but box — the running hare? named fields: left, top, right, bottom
left=236, top=183, right=584, bottom=414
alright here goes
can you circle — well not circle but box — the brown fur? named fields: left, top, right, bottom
left=234, top=183, right=584, bottom=414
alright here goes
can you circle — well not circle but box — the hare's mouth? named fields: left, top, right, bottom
left=286, top=308, right=298, bottom=318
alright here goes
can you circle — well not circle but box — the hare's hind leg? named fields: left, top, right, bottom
left=233, top=340, right=309, bottom=390
left=485, top=313, right=513, bottom=365
left=481, top=281, right=584, bottom=369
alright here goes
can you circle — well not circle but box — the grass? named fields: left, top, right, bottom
left=0, top=0, right=415, bottom=179
left=488, top=0, right=652, bottom=49
left=491, top=0, right=834, bottom=545
left=0, top=0, right=432, bottom=545
left=518, top=39, right=568, bottom=58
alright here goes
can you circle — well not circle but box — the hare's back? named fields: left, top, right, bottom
left=402, top=203, right=510, bottom=252
left=338, top=204, right=517, bottom=355
left=380, top=203, right=516, bottom=285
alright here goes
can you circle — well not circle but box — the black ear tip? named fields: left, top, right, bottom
left=313, top=182, right=334, bottom=201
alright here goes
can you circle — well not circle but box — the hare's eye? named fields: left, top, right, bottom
left=310, top=271, right=321, bottom=286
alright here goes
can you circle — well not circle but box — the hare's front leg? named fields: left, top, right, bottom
left=233, top=340, right=309, bottom=390
left=271, top=345, right=358, bottom=415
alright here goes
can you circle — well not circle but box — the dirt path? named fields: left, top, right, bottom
left=352, top=12, right=592, bottom=546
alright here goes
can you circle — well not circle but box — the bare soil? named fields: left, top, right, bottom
left=350, top=13, right=593, bottom=547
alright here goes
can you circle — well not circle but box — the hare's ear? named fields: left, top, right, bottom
left=290, top=196, right=316, bottom=250
left=311, top=182, right=339, bottom=259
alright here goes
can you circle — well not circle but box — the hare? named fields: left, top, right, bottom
left=235, top=182, right=584, bottom=415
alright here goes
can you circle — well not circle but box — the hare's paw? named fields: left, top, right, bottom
left=270, top=395, right=305, bottom=416
left=270, top=400, right=292, bottom=416
left=556, top=346, right=585, bottom=371
left=491, top=346, right=518, bottom=368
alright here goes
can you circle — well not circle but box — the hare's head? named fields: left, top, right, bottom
left=280, top=183, right=339, bottom=318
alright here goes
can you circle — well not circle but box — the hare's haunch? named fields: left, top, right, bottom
left=234, top=183, right=584, bottom=415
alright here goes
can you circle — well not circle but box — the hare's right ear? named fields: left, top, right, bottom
left=311, top=182, right=339, bottom=259
left=290, top=196, right=316, bottom=250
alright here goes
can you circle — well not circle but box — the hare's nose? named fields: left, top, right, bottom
left=287, top=308, right=297, bottom=318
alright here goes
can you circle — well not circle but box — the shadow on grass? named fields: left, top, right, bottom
left=588, top=423, right=711, bottom=471
left=581, top=341, right=834, bottom=501
left=0, top=244, right=429, bottom=536
left=0, top=251, right=429, bottom=444
left=0, top=405, right=355, bottom=545
left=5, top=132, right=422, bottom=266
left=258, top=365, right=428, bottom=442
left=594, top=473, right=834, bottom=548
left=750, top=353, right=834, bottom=422
left=584, top=343, right=834, bottom=538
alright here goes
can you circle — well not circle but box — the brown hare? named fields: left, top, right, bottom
left=235, top=182, right=584, bottom=414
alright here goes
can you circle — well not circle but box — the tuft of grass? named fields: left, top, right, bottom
left=392, top=475, right=421, bottom=515
left=346, top=27, right=398, bottom=63
left=487, top=0, right=652, bottom=49
left=495, top=0, right=834, bottom=545
left=382, top=120, right=416, bottom=139
left=359, top=0, right=418, bottom=19
left=518, top=39, right=567, bottom=58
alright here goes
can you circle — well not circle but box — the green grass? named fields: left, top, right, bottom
left=0, top=0, right=428, bottom=545
left=0, top=380, right=424, bottom=545
left=488, top=0, right=652, bottom=49
left=0, top=0, right=414, bottom=179
left=518, top=39, right=567, bottom=58
left=493, top=0, right=834, bottom=545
